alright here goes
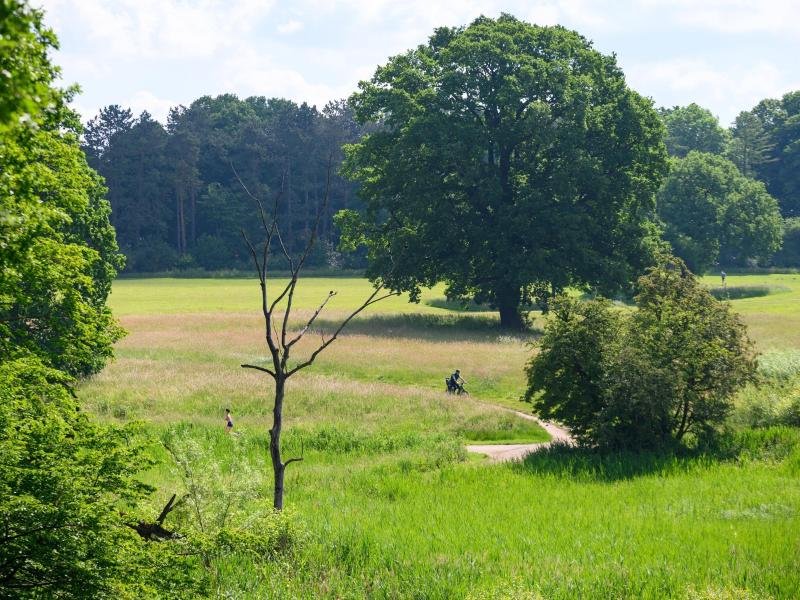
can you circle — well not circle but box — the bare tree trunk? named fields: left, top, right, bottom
left=270, top=376, right=286, bottom=510
left=674, top=396, right=692, bottom=441
left=233, top=158, right=399, bottom=511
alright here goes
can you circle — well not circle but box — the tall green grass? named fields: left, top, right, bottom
left=140, top=423, right=800, bottom=598
left=758, top=349, right=800, bottom=380
left=78, top=275, right=800, bottom=598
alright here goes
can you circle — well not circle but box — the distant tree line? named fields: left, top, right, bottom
left=89, top=87, right=800, bottom=275
left=83, top=96, right=369, bottom=272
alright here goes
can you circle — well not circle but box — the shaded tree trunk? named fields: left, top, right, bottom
left=176, top=187, right=186, bottom=254
left=496, top=283, right=524, bottom=330
left=189, top=187, right=196, bottom=246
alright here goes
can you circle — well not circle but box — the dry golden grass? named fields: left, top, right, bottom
left=82, top=308, right=535, bottom=435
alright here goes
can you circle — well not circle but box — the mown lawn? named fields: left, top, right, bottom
left=79, top=274, right=800, bottom=598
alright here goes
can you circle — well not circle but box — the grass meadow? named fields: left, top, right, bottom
left=78, top=274, right=800, bottom=598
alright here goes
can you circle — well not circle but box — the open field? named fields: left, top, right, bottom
left=78, top=274, right=800, bottom=598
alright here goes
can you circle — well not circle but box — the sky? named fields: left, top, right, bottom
left=37, top=0, right=800, bottom=127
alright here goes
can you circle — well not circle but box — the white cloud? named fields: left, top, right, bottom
left=637, top=0, right=800, bottom=34
left=624, top=57, right=800, bottom=124
left=222, top=49, right=346, bottom=108
left=277, top=19, right=304, bottom=34
left=524, top=3, right=561, bottom=27
left=67, top=89, right=176, bottom=123
left=127, top=90, right=178, bottom=122
left=55, top=51, right=113, bottom=81
left=43, top=0, right=276, bottom=59
left=35, top=0, right=800, bottom=128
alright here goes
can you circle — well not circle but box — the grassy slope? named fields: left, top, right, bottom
left=79, top=275, right=800, bottom=598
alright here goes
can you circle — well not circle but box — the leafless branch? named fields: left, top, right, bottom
left=286, top=290, right=337, bottom=348
left=241, top=230, right=262, bottom=279
left=287, top=287, right=400, bottom=376
left=280, top=277, right=298, bottom=352
left=268, top=276, right=295, bottom=315
left=234, top=153, right=397, bottom=511
left=231, top=161, right=275, bottom=236
left=241, top=363, right=276, bottom=378
left=232, top=163, right=288, bottom=284
left=295, top=154, right=333, bottom=271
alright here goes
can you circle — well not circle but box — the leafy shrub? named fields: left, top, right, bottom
left=724, top=426, right=800, bottom=461
left=733, top=379, right=800, bottom=428
left=0, top=358, right=155, bottom=598
left=159, top=428, right=307, bottom=579
left=211, top=510, right=307, bottom=559
left=525, top=257, right=756, bottom=449
left=124, top=237, right=178, bottom=272
left=193, top=234, right=233, bottom=270
left=772, top=217, right=800, bottom=267
left=731, top=350, right=800, bottom=428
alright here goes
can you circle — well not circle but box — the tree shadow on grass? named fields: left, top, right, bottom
left=312, top=312, right=543, bottom=343
left=707, top=285, right=789, bottom=300
left=509, top=427, right=800, bottom=482
left=509, top=443, right=716, bottom=482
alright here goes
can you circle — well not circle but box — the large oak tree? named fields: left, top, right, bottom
left=341, top=15, right=669, bottom=328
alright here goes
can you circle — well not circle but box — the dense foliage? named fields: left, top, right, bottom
left=725, top=109, right=776, bottom=179
left=0, top=0, right=57, bottom=130
left=733, top=92, right=800, bottom=217
left=86, top=92, right=800, bottom=276
left=525, top=258, right=757, bottom=449
left=0, top=358, right=153, bottom=598
left=773, top=217, right=800, bottom=267
left=342, top=15, right=669, bottom=328
left=0, top=5, right=124, bottom=377
left=657, top=151, right=782, bottom=272
left=1, top=4, right=162, bottom=597
left=655, top=99, right=800, bottom=270
left=659, top=103, right=729, bottom=157
left=83, top=97, right=367, bottom=272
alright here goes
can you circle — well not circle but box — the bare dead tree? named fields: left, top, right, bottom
left=233, top=157, right=398, bottom=510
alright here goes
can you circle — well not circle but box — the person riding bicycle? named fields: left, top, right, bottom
left=448, top=369, right=465, bottom=394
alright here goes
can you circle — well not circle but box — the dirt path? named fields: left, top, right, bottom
left=466, top=409, right=573, bottom=463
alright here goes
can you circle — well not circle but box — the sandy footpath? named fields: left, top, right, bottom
left=466, top=410, right=573, bottom=462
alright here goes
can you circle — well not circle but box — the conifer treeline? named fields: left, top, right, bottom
left=83, top=95, right=368, bottom=272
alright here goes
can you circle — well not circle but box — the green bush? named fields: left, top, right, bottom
left=0, top=358, right=152, bottom=598
left=124, top=237, right=178, bottom=272
left=772, top=217, right=800, bottom=267
left=193, top=234, right=233, bottom=270
left=733, top=377, right=800, bottom=429
left=525, top=257, right=756, bottom=449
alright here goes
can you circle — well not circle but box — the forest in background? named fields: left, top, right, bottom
left=85, top=92, right=800, bottom=274
left=83, top=96, right=369, bottom=272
